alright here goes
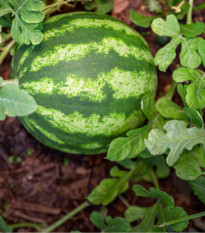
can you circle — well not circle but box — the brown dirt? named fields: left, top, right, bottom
left=0, top=0, right=205, bottom=232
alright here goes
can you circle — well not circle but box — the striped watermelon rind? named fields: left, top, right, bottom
left=11, top=12, right=157, bottom=154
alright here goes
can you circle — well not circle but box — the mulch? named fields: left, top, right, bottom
left=0, top=0, right=205, bottom=232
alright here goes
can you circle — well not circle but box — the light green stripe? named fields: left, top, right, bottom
left=22, top=68, right=155, bottom=102
left=22, top=77, right=54, bottom=95
left=37, top=105, right=143, bottom=137
left=44, top=18, right=140, bottom=41
left=30, top=37, right=152, bottom=72
left=80, top=142, right=103, bottom=149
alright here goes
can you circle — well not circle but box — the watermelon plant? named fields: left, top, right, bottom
left=0, top=0, right=205, bottom=232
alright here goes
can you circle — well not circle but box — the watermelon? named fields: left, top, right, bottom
left=10, top=12, right=157, bottom=155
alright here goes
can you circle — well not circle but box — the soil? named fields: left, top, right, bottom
left=0, top=0, right=205, bottom=232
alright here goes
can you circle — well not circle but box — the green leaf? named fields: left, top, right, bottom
left=87, top=165, right=135, bottom=205
left=125, top=206, right=149, bottom=222
left=175, top=1, right=190, bottom=20
left=154, top=36, right=181, bottom=71
left=105, top=216, right=131, bottom=232
left=141, top=93, right=156, bottom=121
left=96, top=0, right=113, bottom=13
left=174, top=147, right=203, bottom=181
left=0, top=216, right=13, bottom=232
left=146, top=0, right=162, bottom=13
left=177, top=83, right=187, bottom=105
left=173, top=67, right=205, bottom=109
left=198, top=40, right=205, bottom=66
left=180, top=37, right=203, bottom=69
left=90, top=212, right=131, bottom=232
left=151, top=14, right=180, bottom=37
left=133, top=185, right=174, bottom=207
left=193, top=3, right=205, bottom=10
left=0, top=0, right=45, bottom=45
left=90, top=212, right=106, bottom=229
left=156, top=97, right=188, bottom=120
left=163, top=206, right=189, bottom=231
left=180, top=22, right=205, bottom=37
left=184, top=107, right=204, bottom=128
left=145, top=120, right=205, bottom=166
left=107, top=125, right=149, bottom=161
left=189, top=176, right=205, bottom=204
left=130, top=9, right=157, bottom=28
left=0, top=84, right=37, bottom=120
left=84, top=0, right=95, bottom=10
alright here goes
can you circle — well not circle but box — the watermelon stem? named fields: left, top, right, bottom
left=187, top=0, right=193, bottom=24
left=0, top=39, right=16, bottom=65
left=42, top=201, right=89, bottom=232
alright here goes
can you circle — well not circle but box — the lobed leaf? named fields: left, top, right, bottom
left=162, top=206, right=189, bottom=231
left=0, top=0, right=45, bottom=45
left=151, top=14, right=180, bottom=37
left=133, top=185, right=174, bottom=207
left=173, top=67, right=205, bottom=109
left=154, top=36, right=181, bottom=72
left=145, top=120, right=205, bottom=166
left=0, top=84, right=37, bottom=120
left=90, top=212, right=131, bottom=232
left=156, top=97, right=188, bottom=120
left=189, top=176, right=205, bottom=204
left=198, top=40, right=205, bottom=66
left=174, top=147, right=203, bottom=181
left=180, top=37, right=203, bottom=69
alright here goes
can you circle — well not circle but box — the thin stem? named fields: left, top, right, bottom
left=42, top=0, right=78, bottom=15
left=151, top=170, right=160, bottom=190
left=0, top=40, right=15, bottom=65
left=187, top=0, right=194, bottom=24
left=164, top=80, right=177, bottom=100
left=158, top=211, right=205, bottom=228
left=119, top=195, right=130, bottom=208
left=9, top=222, right=44, bottom=231
left=42, top=201, right=89, bottom=233
left=101, top=205, right=106, bottom=219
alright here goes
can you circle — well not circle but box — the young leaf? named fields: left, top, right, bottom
left=125, top=205, right=149, bottom=222
left=180, top=37, right=203, bottom=69
left=133, top=185, right=174, bottom=207
left=180, top=22, right=205, bottom=37
left=177, top=83, right=187, bottom=105
left=90, top=212, right=131, bottom=232
left=90, top=211, right=106, bottom=230
left=146, top=0, right=162, bottom=13
left=189, top=176, right=205, bottom=204
left=184, top=107, right=204, bottom=128
left=107, top=125, right=149, bottom=161
left=173, top=67, right=205, bottom=109
left=174, top=147, right=203, bottom=181
left=0, top=0, right=45, bottom=45
left=145, top=120, right=205, bottom=166
left=130, top=9, right=157, bottom=28
left=0, top=84, right=37, bottom=120
left=0, top=216, right=13, bottom=232
left=151, top=14, right=180, bottom=37
left=162, top=206, right=189, bottom=231
left=87, top=165, right=136, bottom=205
left=193, top=3, right=205, bottom=10
left=156, top=97, right=188, bottom=120
left=154, top=36, right=181, bottom=71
